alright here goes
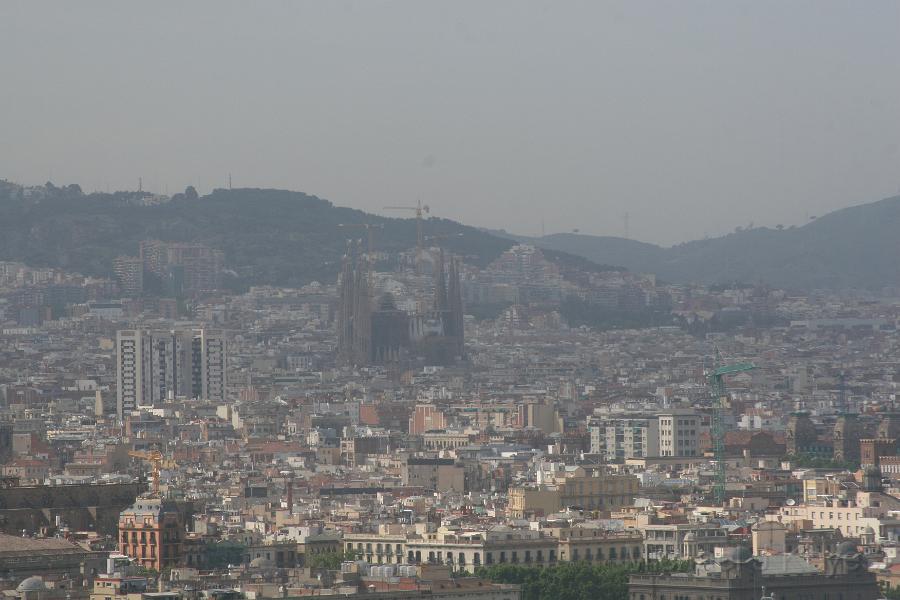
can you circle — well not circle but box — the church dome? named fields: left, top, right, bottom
left=17, top=577, right=47, bottom=592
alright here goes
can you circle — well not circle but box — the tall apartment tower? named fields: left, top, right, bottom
left=193, top=329, right=226, bottom=402
left=116, top=330, right=150, bottom=423
left=116, top=328, right=227, bottom=422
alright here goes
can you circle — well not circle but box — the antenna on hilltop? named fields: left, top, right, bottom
left=228, top=173, right=232, bottom=190
left=138, top=177, right=142, bottom=192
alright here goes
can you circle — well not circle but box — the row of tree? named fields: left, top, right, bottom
left=475, top=559, right=693, bottom=600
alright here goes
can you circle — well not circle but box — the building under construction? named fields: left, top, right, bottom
left=338, top=247, right=464, bottom=366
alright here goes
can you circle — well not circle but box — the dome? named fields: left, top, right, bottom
left=17, top=577, right=47, bottom=592
left=837, top=541, right=859, bottom=557
left=723, top=545, right=753, bottom=562
left=249, top=556, right=275, bottom=569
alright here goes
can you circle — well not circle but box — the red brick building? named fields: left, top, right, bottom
left=118, top=497, right=184, bottom=571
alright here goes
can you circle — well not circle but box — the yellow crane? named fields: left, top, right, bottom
left=129, top=450, right=178, bottom=497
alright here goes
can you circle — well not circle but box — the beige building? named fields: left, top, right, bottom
left=773, top=490, right=900, bottom=540
left=345, top=526, right=409, bottom=565
left=550, top=526, right=643, bottom=563
left=404, top=526, right=556, bottom=571
left=402, top=457, right=465, bottom=492
left=510, top=467, right=639, bottom=517
left=519, top=402, right=562, bottom=434
left=752, top=521, right=787, bottom=555
left=642, top=523, right=729, bottom=560
left=508, top=487, right=560, bottom=518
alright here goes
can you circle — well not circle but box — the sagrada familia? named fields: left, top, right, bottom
left=337, top=248, right=465, bottom=366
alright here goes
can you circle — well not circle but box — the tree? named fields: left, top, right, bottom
left=184, top=185, right=199, bottom=200
left=475, top=560, right=693, bottom=600
left=204, top=541, right=246, bottom=569
left=307, top=550, right=358, bottom=571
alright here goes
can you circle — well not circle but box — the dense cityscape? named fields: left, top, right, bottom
left=5, top=3, right=900, bottom=600
left=2, top=181, right=900, bottom=600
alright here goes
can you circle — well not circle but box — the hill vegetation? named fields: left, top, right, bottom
left=0, top=182, right=614, bottom=290
left=502, top=194, right=900, bottom=290
left=6, top=180, right=896, bottom=291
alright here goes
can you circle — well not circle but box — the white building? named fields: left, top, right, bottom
left=116, top=328, right=227, bottom=422
left=658, top=409, right=703, bottom=457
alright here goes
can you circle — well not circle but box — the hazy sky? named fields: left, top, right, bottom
left=2, top=1, right=899, bottom=246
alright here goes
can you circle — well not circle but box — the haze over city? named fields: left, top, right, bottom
left=3, top=1, right=900, bottom=244
left=5, top=5, right=900, bottom=600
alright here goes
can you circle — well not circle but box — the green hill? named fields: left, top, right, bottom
left=0, top=182, right=615, bottom=289
left=503, top=194, right=900, bottom=290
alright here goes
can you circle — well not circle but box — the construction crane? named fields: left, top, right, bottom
left=337, top=223, right=384, bottom=258
left=383, top=200, right=430, bottom=272
left=707, top=361, right=756, bottom=505
left=129, top=450, right=178, bottom=497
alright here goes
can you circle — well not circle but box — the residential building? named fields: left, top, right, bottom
left=116, top=328, right=227, bottom=421
left=658, top=409, right=702, bottom=457
left=589, top=416, right=659, bottom=461
left=118, top=498, right=185, bottom=571
left=113, top=256, right=144, bottom=298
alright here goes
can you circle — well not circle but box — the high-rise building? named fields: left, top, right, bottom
left=116, top=328, right=227, bottom=422
left=139, top=240, right=223, bottom=297
left=116, top=329, right=149, bottom=422
left=193, top=328, right=226, bottom=402
left=112, top=256, right=143, bottom=297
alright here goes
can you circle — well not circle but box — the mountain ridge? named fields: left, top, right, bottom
left=2, top=180, right=898, bottom=291
left=0, top=182, right=620, bottom=290
left=491, top=194, right=900, bottom=290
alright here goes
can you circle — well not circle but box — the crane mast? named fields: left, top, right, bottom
left=383, top=200, right=430, bottom=274
left=707, top=361, right=756, bottom=505
left=129, top=450, right=177, bottom=497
